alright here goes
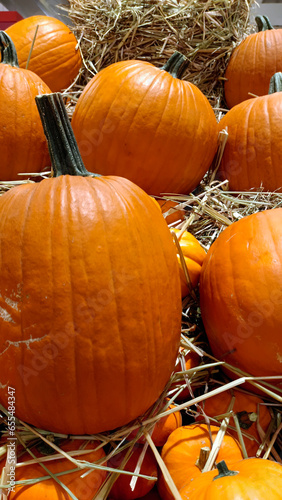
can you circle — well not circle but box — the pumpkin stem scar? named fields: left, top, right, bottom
left=35, top=93, right=101, bottom=178
left=160, top=51, right=189, bottom=80
left=0, top=31, right=20, bottom=68
left=0, top=335, right=49, bottom=356
left=255, top=15, right=274, bottom=32
left=213, top=460, right=239, bottom=480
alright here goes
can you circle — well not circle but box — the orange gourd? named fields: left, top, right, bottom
left=0, top=439, right=106, bottom=499
left=179, top=458, right=282, bottom=499
left=171, top=228, right=206, bottom=298
left=224, top=15, right=282, bottom=108
left=71, top=52, right=218, bottom=196
left=6, top=15, right=82, bottom=92
left=196, top=388, right=272, bottom=456
left=200, top=208, right=282, bottom=383
left=0, top=31, right=51, bottom=180
left=218, top=72, right=282, bottom=192
left=158, top=423, right=243, bottom=500
left=0, top=93, right=182, bottom=435
left=108, top=445, right=158, bottom=500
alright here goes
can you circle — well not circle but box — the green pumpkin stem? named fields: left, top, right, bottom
left=161, top=51, right=188, bottom=79
left=213, top=460, right=239, bottom=481
left=35, top=93, right=99, bottom=178
left=0, top=31, right=19, bottom=67
left=268, top=72, right=282, bottom=94
left=255, top=15, right=274, bottom=32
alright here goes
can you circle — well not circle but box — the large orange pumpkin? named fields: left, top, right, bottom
left=200, top=208, right=282, bottom=383
left=6, top=15, right=82, bottom=92
left=71, top=52, right=218, bottom=196
left=0, top=93, right=182, bottom=435
left=0, top=439, right=106, bottom=499
left=224, top=15, right=282, bottom=108
left=158, top=423, right=243, bottom=500
left=0, top=31, right=51, bottom=180
left=217, top=72, right=282, bottom=192
left=196, top=388, right=272, bottom=456
left=179, top=458, right=282, bottom=499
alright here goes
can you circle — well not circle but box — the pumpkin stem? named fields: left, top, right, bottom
left=268, top=72, right=282, bottom=94
left=35, top=93, right=99, bottom=178
left=195, top=446, right=210, bottom=471
left=255, top=15, right=274, bottom=32
left=213, top=460, right=239, bottom=481
left=161, top=51, right=188, bottom=79
left=0, top=31, right=19, bottom=67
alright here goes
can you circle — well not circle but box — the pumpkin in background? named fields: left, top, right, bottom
left=170, top=348, right=201, bottom=401
left=71, top=52, right=218, bottom=196
left=108, top=444, right=158, bottom=500
left=224, top=15, right=282, bottom=108
left=0, top=439, right=106, bottom=499
left=179, top=458, right=282, bottom=499
left=6, top=15, right=82, bottom=92
left=156, top=199, right=185, bottom=226
left=217, top=73, right=282, bottom=192
left=0, top=31, right=51, bottom=180
left=0, top=93, right=182, bottom=435
left=200, top=208, right=282, bottom=384
left=128, top=400, right=182, bottom=447
left=158, top=423, right=243, bottom=500
left=171, top=228, right=206, bottom=298
left=196, top=388, right=272, bottom=456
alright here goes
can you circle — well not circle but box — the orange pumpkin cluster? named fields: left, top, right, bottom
left=0, top=10, right=281, bottom=500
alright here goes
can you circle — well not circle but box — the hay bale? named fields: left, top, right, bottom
left=64, top=0, right=256, bottom=106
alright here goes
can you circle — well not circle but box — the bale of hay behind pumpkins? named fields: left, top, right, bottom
left=64, top=0, right=257, bottom=107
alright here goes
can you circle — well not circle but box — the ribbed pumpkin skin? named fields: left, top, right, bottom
left=71, top=60, right=218, bottom=196
left=6, top=16, right=82, bottom=92
left=200, top=209, right=282, bottom=380
left=0, top=59, right=51, bottom=180
left=179, top=458, right=282, bottom=499
left=224, top=28, right=282, bottom=108
left=0, top=175, right=181, bottom=435
left=217, top=93, right=282, bottom=191
left=158, top=424, right=243, bottom=500
left=1, top=440, right=106, bottom=499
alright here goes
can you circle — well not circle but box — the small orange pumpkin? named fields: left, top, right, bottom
left=108, top=444, right=158, bottom=500
left=6, top=15, right=82, bottom=92
left=170, top=348, right=201, bottom=401
left=128, top=400, right=182, bottom=447
left=179, top=458, right=282, bottom=499
left=156, top=199, right=185, bottom=226
left=158, top=423, right=243, bottom=500
left=0, top=439, right=107, bottom=499
left=196, top=388, right=272, bottom=456
left=171, top=228, right=206, bottom=298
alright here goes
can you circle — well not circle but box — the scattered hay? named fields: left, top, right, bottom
left=63, top=0, right=257, bottom=107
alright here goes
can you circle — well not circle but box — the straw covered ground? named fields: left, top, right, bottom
left=0, top=0, right=282, bottom=499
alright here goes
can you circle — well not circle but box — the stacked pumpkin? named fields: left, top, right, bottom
left=0, top=10, right=282, bottom=500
